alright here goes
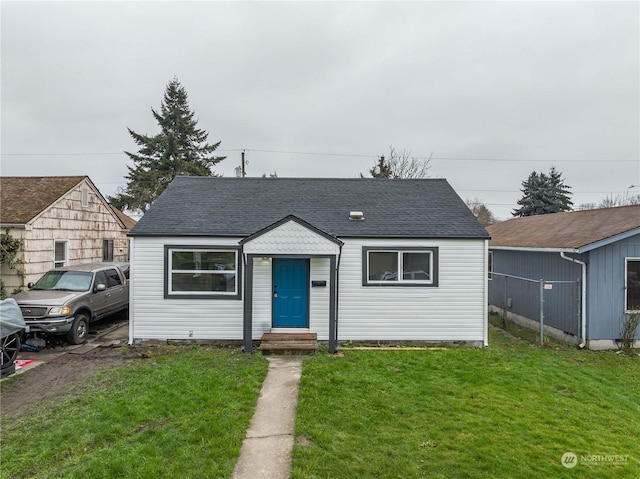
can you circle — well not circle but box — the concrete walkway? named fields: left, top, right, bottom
left=232, top=356, right=304, bottom=479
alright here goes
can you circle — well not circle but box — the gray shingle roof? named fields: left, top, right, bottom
left=129, top=176, right=489, bottom=239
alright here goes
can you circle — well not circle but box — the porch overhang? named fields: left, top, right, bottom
left=239, top=215, right=343, bottom=354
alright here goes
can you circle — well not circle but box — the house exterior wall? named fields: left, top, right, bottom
left=489, top=249, right=582, bottom=336
left=338, top=238, right=487, bottom=343
left=586, top=233, right=640, bottom=341
left=130, top=236, right=488, bottom=344
left=131, top=236, right=334, bottom=341
left=0, top=228, right=27, bottom=294
left=2, top=179, right=129, bottom=294
left=130, top=236, right=244, bottom=341
left=489, top=234, right=640, bottom=345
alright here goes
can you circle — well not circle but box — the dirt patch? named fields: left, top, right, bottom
left=0, top=343, right=144, bottom=419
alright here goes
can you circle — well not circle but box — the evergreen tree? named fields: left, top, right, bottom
left=512, top=167, right=573, bottom=217
left=369, top=155, right=394, bottom=178
left=109, top=78, right=225, bottom=214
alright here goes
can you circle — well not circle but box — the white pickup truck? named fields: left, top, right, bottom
left=12, top=262, right=129, bottom=345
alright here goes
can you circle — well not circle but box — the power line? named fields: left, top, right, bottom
left=0, top=149, right=637, bottom=163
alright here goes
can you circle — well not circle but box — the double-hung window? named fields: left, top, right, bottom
left=626, top=258, right=640, bottom=312
left=363, top=247, right=438, bottom=287
left=165, top=246, right=241, bottom=299
left=54, top=240, right=68, bottom=268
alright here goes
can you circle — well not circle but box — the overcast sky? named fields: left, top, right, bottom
left=2, top=1, right=639, bottom=220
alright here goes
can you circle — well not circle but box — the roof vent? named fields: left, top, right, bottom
left=349, top=211, right=364, bottom=220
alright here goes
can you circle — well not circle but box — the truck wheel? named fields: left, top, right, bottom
left=1, top=333, right=21, bottom=373
left=67, top=313, right=89, bottom=345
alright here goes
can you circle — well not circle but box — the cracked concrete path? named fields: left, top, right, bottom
left=232, top=356, right=304, bottom=479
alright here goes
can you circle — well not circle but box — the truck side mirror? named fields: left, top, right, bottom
left=27, top=282, right=35, bottom=289
left=94, top=284, right=107, bottom=293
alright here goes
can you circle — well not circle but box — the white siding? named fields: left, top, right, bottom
left=130, top=236, right=244, bottom=341
left=131, top=236, right=487, bottom=344
left=337, top=238, right=487, bottom=342
left=251, top=257, right=272, bottom=336
left=309, top=258, right=331, bottom=339
left=249, top=257, right=331, bottom=339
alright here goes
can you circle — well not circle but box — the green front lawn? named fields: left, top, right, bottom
left=0, top=346, right=268, bottom=479
left=293, top=327, right=640, bottom=478
left=1, top=327, right=637, bottom=479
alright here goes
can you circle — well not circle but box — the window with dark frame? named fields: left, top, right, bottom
left=165, top=246, right=241, bottom=299
left=363, top=247, right=438, bottom=287
left=626, top=258, right=640, bottom=311
left=103, top=239, right=114, bottom=261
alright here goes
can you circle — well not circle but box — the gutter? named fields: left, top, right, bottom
left=560, top=252, right=587, bottom=349
left=0, top=224, right=27, bottom=229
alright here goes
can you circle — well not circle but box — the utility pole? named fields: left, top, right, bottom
left=241, top=150, right=246, bottom=178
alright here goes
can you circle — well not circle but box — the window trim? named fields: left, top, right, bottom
left=625, top=257, right=640, bottom=313
left=362, top=246, right=439, bottom=287
left=164, top=245, right=242, bottom=300
left=54, top=240, right=68, bottom=268
left=81, top=187, right=89, bottom=207
left=103, top=239, right=114, bottom=261
left=488, top=251, right=494, bottom=280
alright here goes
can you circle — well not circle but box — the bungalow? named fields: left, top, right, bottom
left=0, top=176, right=135, bottom=296
left=128, top=176, right=490, bottom=352
left=487, top=205, right=640, bottom=350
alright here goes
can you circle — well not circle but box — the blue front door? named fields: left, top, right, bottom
left=273, top=258, right=309, bottom=328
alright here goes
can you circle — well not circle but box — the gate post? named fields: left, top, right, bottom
left=539, top=279, right=544, bottom=345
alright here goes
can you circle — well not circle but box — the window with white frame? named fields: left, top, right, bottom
left=81, top=187, right=89, bottom=207
left=165, top=246, right=240, bottom=298
left=54, top=240, right=68, bottom=268
left=362, top=247, right=438, bottom=287
left=626, top=258, right=640, bottom=312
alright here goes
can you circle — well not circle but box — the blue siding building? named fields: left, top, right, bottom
left=488, top=205, right=640, bottom=350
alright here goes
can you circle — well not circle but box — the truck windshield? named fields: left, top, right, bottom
left=32, top=271, right=93, bottom=292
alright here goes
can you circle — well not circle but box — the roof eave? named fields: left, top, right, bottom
left=489, top=245, right=578, bottom=253
left=576, top=227, right=640, bottom=253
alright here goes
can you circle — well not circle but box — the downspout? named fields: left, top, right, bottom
left=484, top=240, right=489, bottom=348
left=560, top=252, right=587, bottom=349
left=335, top=243, right=343, bottom=351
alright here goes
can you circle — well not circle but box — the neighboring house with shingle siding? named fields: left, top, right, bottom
left=128, top=176, right=490, bottom=352
left=487, top=205, right=640, bottom=350
left=0, top=176, right=135, bottom=294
